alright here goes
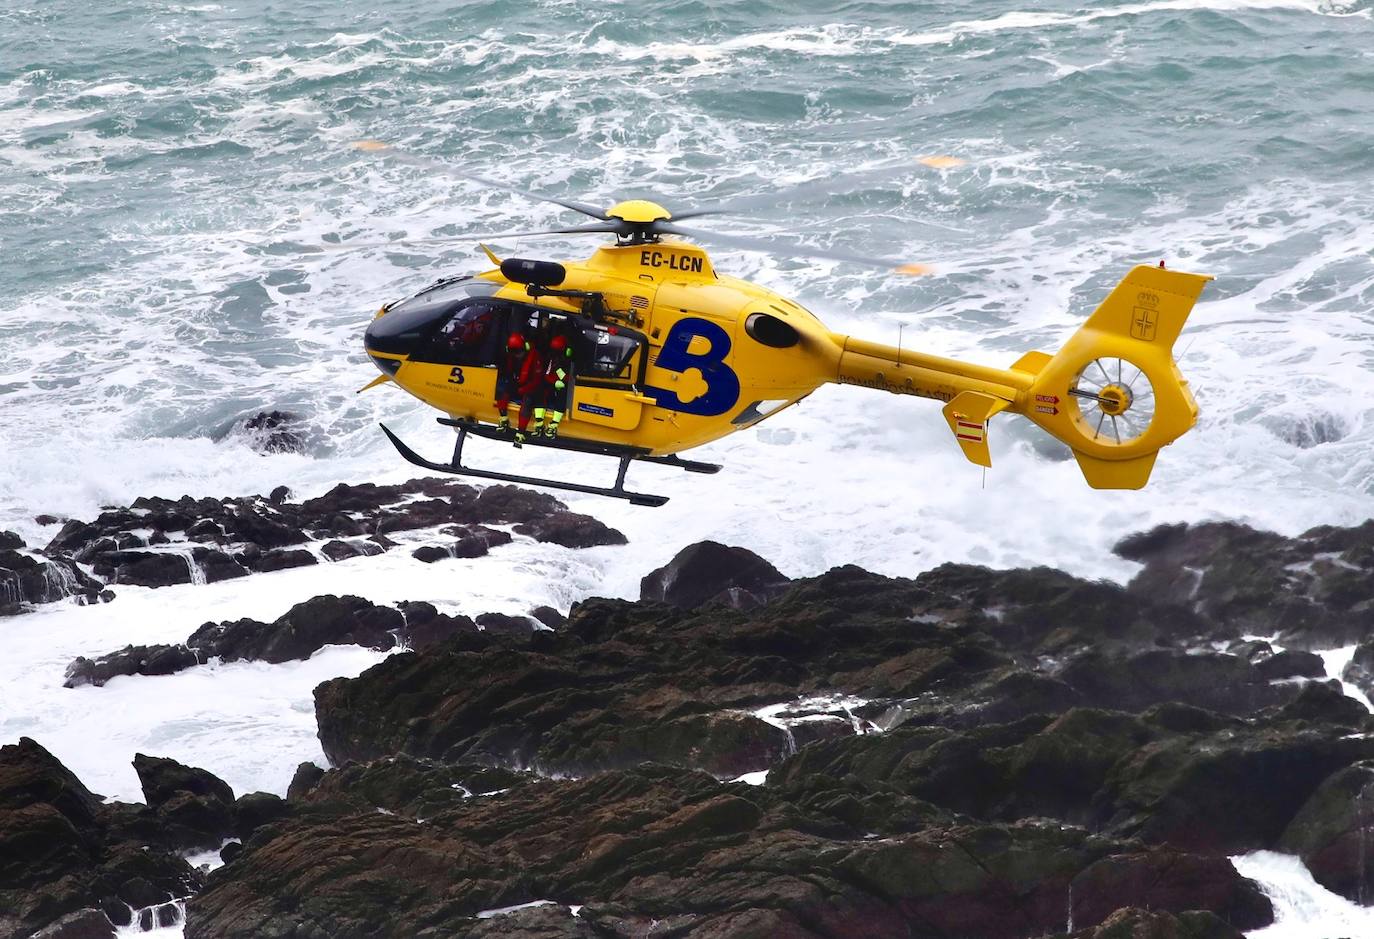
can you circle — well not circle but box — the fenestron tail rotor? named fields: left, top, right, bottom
left=347, top=140, right=961, bottom=275
left=1068, top=356, right=1157, bottom=445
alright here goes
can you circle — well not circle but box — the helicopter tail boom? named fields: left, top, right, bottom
left=832, top=264, right=1211, bottom=488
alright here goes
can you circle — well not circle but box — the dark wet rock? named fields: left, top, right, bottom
left=462, top=484, right=565, bottom=524
left=452, top=524, right=515, bottom=556
left=0, top=551, right=96, bottom=607
left=1066, top=851, right=1269, bottom=932
left=1253, top=648, right=1326, bottom=681
left=640, top=540, right=790, bottom=610
left=70, top=594, right=411, bottom=683
left=46, top=519, right=100, bottom=553
left=64, top=644, right=200, bottom=688
left=188, top=594, right=402, bottom=664
left=221, top=506, right=305, bottom=549
left=413, top=526, right=511, bottom=562
left=411, top=544, right=450, bottom=563
left=1343, top=638, right=1374, bottom=698
left=1058, top=908, right=1244, bottom=939
left=185, top=763, right=1271, bottom=939
left=1094, top=722, right=1374, bottom=854
left=312, top=563, right=1236, bottom=779
left=475, top=612, right=537, bottom=642
left=136, top=901, right=183, bottom=931
left=286, top=763, right=326, bottom=802
left=1269, top=679, right=1370, bottom=728
left=1053, top=649, right=1298, bottom=716
left=35, top=514, right=64, bottom=526
left=219, top=841, right=243, bottom=865
left=325, top=512, right=365, bottom=537
left=913, top=562, right=1212, bottom=656
left=0, top=737, right=103, bottom=831
left=320, top=538, right=383, bottom=562
left=240, top=410, right=304, bottom=454
left=134, top=754, right=234, bottom=811
left=233, top=792, right=289, bottom=837
left=250, top=547, right=316, bottom=572
left=514, top=511, right=626, bottom=548
left=92, top=549, right=196, bottom=587
left=19, top=477, right=607, bottom=613
left=398, top=603, right=478, bottom=652
left=29, top=908, right=116, bottom=939
left=185, top=518, right=224, bottom=542
left=199, top=549, right=248, bottom=583
left=1278, top=761, right=1374, bottom=903
left=0, top=530, right=24, bottom=550
left=1116, top=520, right=1374, bottom=649
left=133, top=755, right=236, bottom=851
left=530, top=605, right=567, bottom=629
left=0, top=739, right=200, bottom=938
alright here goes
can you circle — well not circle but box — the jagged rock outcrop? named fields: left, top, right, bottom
left=0, top=739, right=202, bottom=939
left=24, top=479, right=622, bottom=606
left=31, top=517, right=1374, bottom=937
left=1278, top=760, right=1374, bottom=903
left=64, top=592, right=553, bottom=686
left=0, top=549, right=100, bottom=615
left=640, top=540, right=790, bottom=609
left=185, top=761, right=1271, bottom=939
left=65, top=644, right=200, bottom=688
left=132, top=754, right=237, bottom=851
left=315, top=560, right=1343, bottom=778
left=1116, top=520, right=1374, bottom=649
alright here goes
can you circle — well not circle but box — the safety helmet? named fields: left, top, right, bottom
left=507, top=333, right=525, bottom=350
left=550, top=335, right=567, bottom=352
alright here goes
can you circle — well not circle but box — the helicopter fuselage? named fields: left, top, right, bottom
left=364, top=239, right=1209, bottom=492
left=365, top=240, right=853, bottom=456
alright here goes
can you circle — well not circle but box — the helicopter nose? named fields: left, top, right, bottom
left=363, top=299, right=449, bottom=371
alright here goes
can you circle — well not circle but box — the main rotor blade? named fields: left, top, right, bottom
left=352, top=140, right=611, bottom=221
left=318, top=222, right=624, bottom=252
left=657, top=223, right=933, bottom=276
left=670, top=155, right=968, bottom=223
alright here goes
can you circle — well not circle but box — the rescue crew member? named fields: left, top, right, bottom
left=495, top=332, right=542, bottom=439
left=534, top=333, right=574, bottom=438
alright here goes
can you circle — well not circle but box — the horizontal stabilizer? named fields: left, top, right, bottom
left=943, top=390, right=1011, bottom=468
left=1010, top=350, right=1052, bottom=375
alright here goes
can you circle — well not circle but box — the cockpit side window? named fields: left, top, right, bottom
left=576, top=327, right=642, bottom=380
left=415, top=299, right=513, bottom=366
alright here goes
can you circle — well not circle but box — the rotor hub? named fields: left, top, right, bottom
left=605, top=199, right=672, bottom=224
left=1097, top=383, right=1133, bottom=416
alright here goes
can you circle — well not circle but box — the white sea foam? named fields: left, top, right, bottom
left=1, top=533, right=604, bottom=802
left=1235, top=850, right=1374, bottom=936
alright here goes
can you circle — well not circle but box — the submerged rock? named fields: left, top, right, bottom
left=238, top=410, right=305, bottom=454
left=64, top=644, right=200, bottom=688
left=66, top=594, right=408, bottom=683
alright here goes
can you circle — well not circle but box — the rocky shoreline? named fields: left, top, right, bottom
left=7, top=480, right=1374, bottom=937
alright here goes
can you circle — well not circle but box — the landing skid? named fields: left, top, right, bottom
left=379, top=420, right=720, bottom=508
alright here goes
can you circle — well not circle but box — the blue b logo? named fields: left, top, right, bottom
left=647, top=318, right=741, bottom=417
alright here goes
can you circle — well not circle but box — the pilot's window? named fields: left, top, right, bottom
left=419, top=299, right=511, bottom=366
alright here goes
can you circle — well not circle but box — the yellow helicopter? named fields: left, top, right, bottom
left=354, top=142, right=1211, bottom=507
